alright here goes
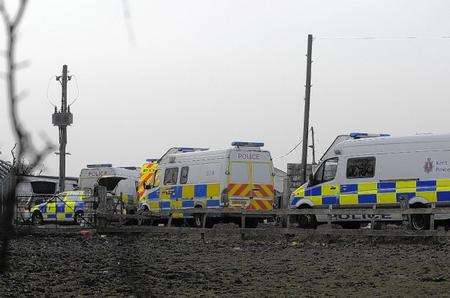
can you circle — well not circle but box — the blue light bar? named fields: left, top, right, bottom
left=349, top=132, right=368, bottom=138
left=146, top=159, right=158, bottom=162
left=350, top=132, right=390, bottom=139
left=177, top=147, right=208, bottom=153
left=231, top=141, right=264, bottom=148
left=87, top=164, right=112, bottom=168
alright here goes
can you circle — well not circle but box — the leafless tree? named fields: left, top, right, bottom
left=0, top=0, right=53, bottom=272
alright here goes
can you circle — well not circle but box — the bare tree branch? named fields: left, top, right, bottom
left=0, top=0, right=54, bottom=273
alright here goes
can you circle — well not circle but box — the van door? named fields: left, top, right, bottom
left=228, top=162, right=251, bottom=207
left=306, top=157, right=340, bottom=206
left=45, top=196, right=57, bottom=221
left=250, top=162, right=274, bottom=210
left=160, top=167, right=180, bottom=213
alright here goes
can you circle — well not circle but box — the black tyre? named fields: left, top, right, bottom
left=74, top=211, right=84, bottom=225
left=411, top=214, right=430, bottom=230
left=410, top=203, right=431, bottom=231
left=31, top=212, right=43, bottom=225
left=189, top=206, right=205, bottom=228
left=137, top=206, right=150, bottom=226
left=192, top=213, right=203, bottom=228
left=297, top=213, right=317, bottom=229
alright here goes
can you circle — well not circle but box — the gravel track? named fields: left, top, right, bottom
left=1, top=226, right=450, bottom=297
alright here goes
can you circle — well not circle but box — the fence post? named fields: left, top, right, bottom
left=371, top=205, right=376, bottom=230
left=430, top=203, right=435, bottom=230
left=400, top=198, right=409, bottom=229
left=286, top=210, right=291, bottom=228
left=327, top=205, right=333, bottom=228
left=96, top=186, right=108, bottom=229
left=240, top=212, right=246, bottom=240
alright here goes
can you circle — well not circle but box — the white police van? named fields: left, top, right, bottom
left=290, top=133, right=450, bottom=230
left=79, top=164, right=140, bottom=213
left=140, top=142, right=275, bottom=227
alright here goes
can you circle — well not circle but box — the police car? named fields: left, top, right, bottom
left=30, top=191, right=86, bottom=225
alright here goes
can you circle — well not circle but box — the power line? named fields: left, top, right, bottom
left=46, top=75, right=57, bottom=108
left=68, top=74, right=80, bottom=107
left=273, top=139, right=302, bottom=160
left=316, top=35, right=450, bottom=41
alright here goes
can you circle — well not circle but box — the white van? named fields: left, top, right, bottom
left=79, top=164, right=140, bottom=213
left=290, top=134, right=450, bottom=230
left=140, top=142, right=275, bottom=227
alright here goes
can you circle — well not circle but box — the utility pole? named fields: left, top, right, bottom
left=309, top=126, right=316, bottom=165
left=300, top=34, right=313, bottom=184
left=52, top=65, right=73, bottom=192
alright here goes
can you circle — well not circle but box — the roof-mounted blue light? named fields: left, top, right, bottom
left=231, top=141, right=264, bottom=148
left=146, top=159, right=158, bottom=162
left=350, top=132, right=390, bottom=139
left=87, top=164, right=113, bottom=168
left=177, top=147, right=208, bottom=153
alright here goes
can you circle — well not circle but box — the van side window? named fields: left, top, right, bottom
left=180, top=166, right=189, bottom=184
left=163, top=168, right=179, bottom=185
left=311, top=158, right=338, bottom=186
left=346, top=157, right=376, bottom=179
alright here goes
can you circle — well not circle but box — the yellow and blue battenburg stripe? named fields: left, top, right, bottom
left=32, top=191, right=86, bottom=221
left=290, top=178, right=450, bottom=207
left=145, top=183, right=222, bottom=211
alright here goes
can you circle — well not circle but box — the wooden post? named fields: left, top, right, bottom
left=300, top=34, right=313, bottom=184
left=371, top=205, right=376, bottom=230
left=167, top=214, right=173, bottom=227
left=202, top=213, right=207, bottom=228
left=327, top=204, right=332, bottom=228
left=241, top=213, right=246, bottom=240
left=430, top=203, right=436, bottom=230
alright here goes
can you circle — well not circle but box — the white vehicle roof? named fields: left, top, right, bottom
left=332, top=134, right=450, bottom=158
left=160, top=144, right=272, bottom=166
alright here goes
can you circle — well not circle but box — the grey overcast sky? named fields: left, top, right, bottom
left=0, top=0, right=449, bottom=176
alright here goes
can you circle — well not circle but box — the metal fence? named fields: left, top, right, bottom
left=0, top=160, right=13, bottom=220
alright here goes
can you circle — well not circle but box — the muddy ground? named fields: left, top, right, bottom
left=1, top=225, right=450, bottom=297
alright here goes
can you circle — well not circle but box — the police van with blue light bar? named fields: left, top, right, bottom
left=290, top=133, right=450, bottom=230
left=139, top=141, right=275, bottom=228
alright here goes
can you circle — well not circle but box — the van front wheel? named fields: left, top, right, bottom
left=31, top=212, right=43, bottom=225
left=297, top=214, right=317, bottom=229
left=411, top=214, right=430, bottom=231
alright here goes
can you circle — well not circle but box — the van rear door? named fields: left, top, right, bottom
left=228, top=162, right=252, bottom=207
left=251, top=162, right=274, bottom=200
left=228, top=156, right=274, bottom=210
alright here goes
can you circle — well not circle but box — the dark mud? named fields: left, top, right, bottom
left=1, top=226, right=450, bottom=297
